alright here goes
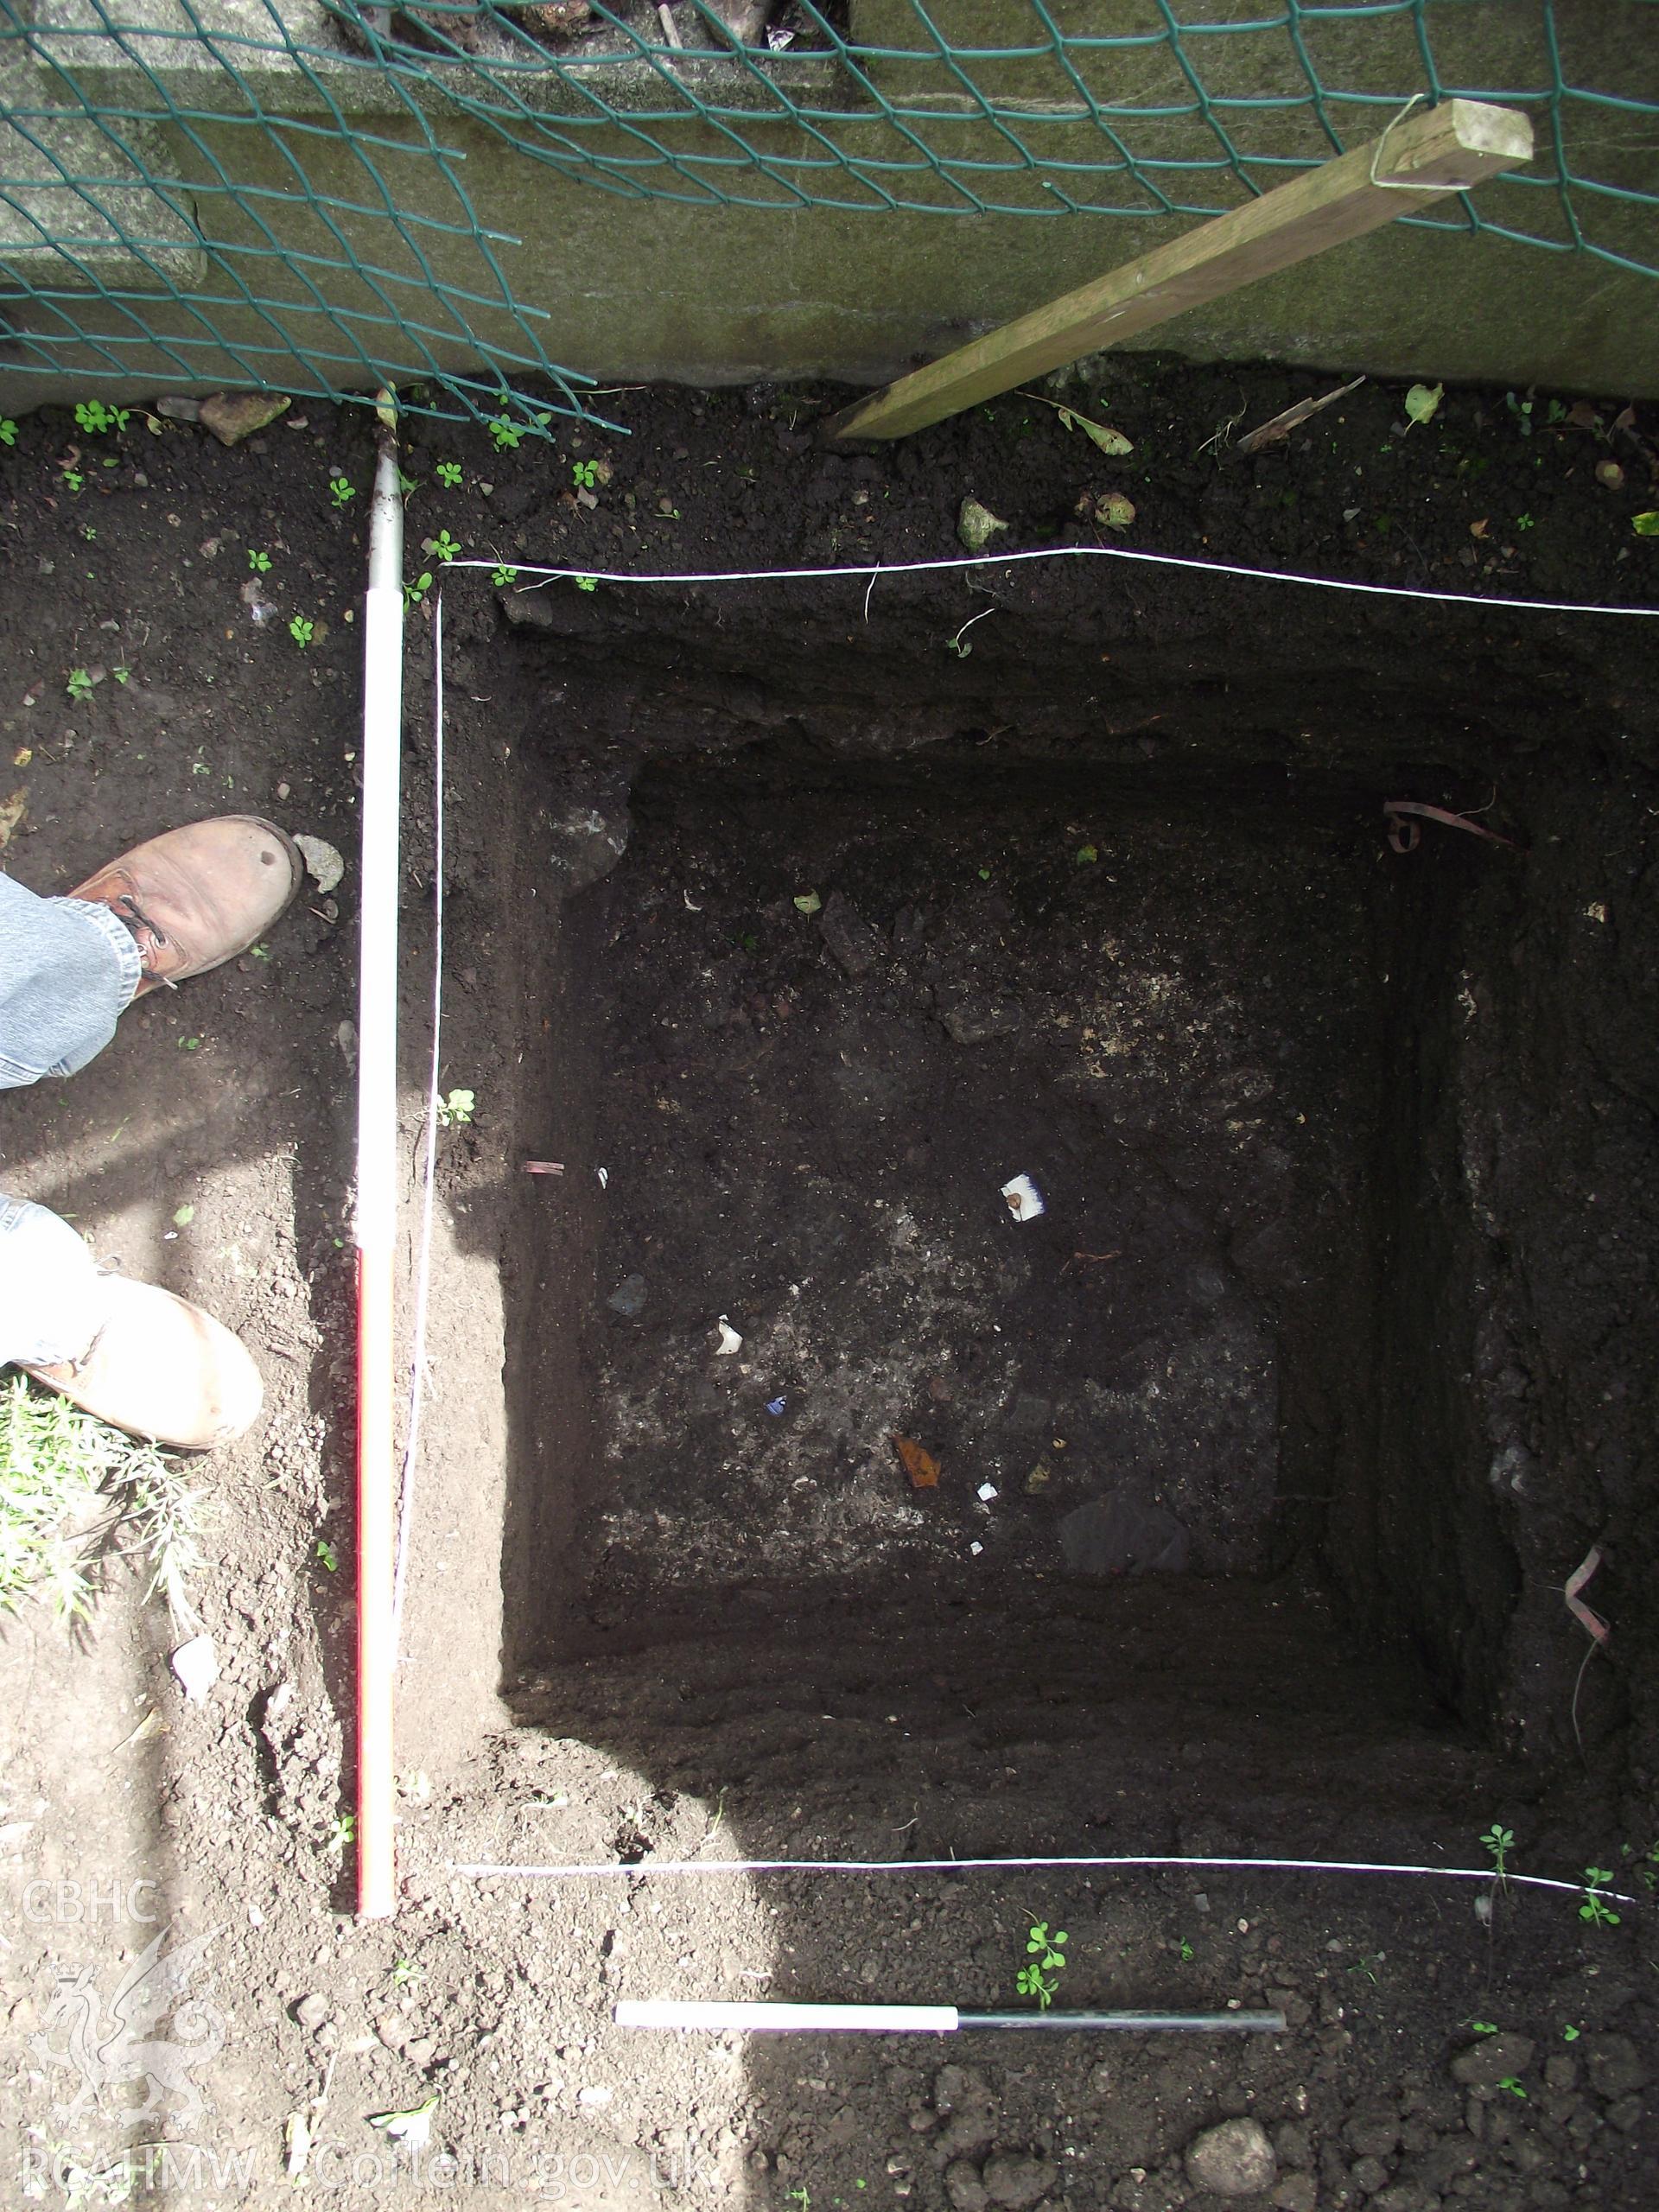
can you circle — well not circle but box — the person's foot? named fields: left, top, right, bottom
left=70, top=816, right=304, bottom=998
left=23, top=1275, right=264, bottom=1449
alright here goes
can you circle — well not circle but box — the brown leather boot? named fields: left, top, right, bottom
left=69, top=816, right=304, bottom=998
left=24, top=1275, right=264, bottom=1450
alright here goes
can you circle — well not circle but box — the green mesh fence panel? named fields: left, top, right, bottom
left=2, top=0, right=1656, bottom=430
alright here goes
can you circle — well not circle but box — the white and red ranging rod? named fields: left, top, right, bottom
left=355, top=405, right=405, bottom=1919
left=615, top=2002, right=1287, bottom=2035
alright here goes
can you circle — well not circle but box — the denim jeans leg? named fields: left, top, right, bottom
left=0, top=873, right=141, bottom=1088
left=0, top=1192, right=111, bottom=1367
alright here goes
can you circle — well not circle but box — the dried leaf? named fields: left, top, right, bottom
left=893, top=1434, right=940, bottom=1490
left=369, top=2095, right=438, bottom=2147
left=0, top=786, right=26, bottom=850
left=1057, top=407, right=1133, bottom=457
left=792, top=890, right=822, bottom=914
left=1403, top=382, right=1444, bottom=428
left=1469, top=518, right=1490, bottom=540
left=197, top=391, right=291, bottom=446
left=1566, top=401, right=1603, bottom=431
left=293, top=833, right=345, bottom=893
left=957, top=499, right=1007, bottom=554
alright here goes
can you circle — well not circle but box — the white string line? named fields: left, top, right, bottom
left=447, top=546, right=1658, bottom=620
left=450, top=1853, right=1643, bottom=1907
left=392, top=586, right=447, bottom=1647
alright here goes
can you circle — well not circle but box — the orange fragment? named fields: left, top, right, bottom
left=893, top=1434, right=940, bottom=1490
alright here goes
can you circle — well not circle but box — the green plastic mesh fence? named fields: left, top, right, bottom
left=3, top=0, right=1656, bottom=430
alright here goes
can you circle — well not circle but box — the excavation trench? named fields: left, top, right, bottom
left=406, top=562, right=1656, bottom=1843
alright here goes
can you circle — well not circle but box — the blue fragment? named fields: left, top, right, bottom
left=766, top=1397, right=787, bottom=1416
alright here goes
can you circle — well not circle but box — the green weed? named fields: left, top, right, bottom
left=1580, top=1869, right=1620, bottom=1929
left=437, top=1087, right=475, bottom=1128
left=73, top=401, right=129, bottom=435
left=1016, top=1920, right=1068, bottom=2010
left=65, top=667, right=94, bottom=702
left=0, top=1375, right=206, bottom=1630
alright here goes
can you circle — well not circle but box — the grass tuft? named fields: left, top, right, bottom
left=0, top=1374, right=207, bottom=1630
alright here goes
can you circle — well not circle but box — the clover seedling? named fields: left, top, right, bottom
left=73, top=400, right=129, bottom=435
left=491, top=564, right=518, bottom=588
left=315, top=1536, right=338, bottom=1571
left=65, top=667, right=94, bottom=702
left=435, top=461, right=462, bottom=487
left=428, top=529, right=460, bottom=563
left=248, top=548, right=272, bottom=572
left=1016, top=1921, right=1068, bottom=2010
left=572, top=459, right=599, bottom=490
left=1480, top=1823, right=1515, bottom=1880
left=328, top=474, right=356, bottom=508
left=289, top=615, right=315, bottom=649
left=0, top=417, right=16, bottom=446
left=436, top=1087, right=475, bottom=1128
left=1580, top=1869, right=1620, bottom=1928
left=403, top=571, right=434, bottom=607
left=573, top=575, right=598, bottom=593
left=486, top=413, right=523, bottom=451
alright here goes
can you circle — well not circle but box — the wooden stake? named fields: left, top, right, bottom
left=821, top=99, right=1531, bottom=448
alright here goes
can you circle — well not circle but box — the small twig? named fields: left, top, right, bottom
left=1565, top=1545, right=1611, bottom=1766
left=1236, top=376, right=1365, bottom=456
left=1060, top=1249, right=1120, bottom=1274
left=657, top=3, right=683, bottom=45
left=522, top=1160, right=565, bottom=1175
left=1383, top=800, right=1522, bottom=855
left=1195, top=402, right=1247, bottom=459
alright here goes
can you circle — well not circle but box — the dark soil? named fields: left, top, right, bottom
left=1, top=356, right=1656, bottom=2209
